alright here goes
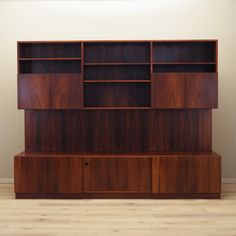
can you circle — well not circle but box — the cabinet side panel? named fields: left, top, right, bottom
left=208, top=155, right=221, bottom=193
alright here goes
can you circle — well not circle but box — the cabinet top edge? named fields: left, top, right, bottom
left=15, top=151, right=221, bottom=158
left=17, top=40, right=218, bottom=44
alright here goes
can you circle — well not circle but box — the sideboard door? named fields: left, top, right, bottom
left=83, top=157, right=152, bottom=192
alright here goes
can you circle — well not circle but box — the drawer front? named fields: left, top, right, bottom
left=159, top=155, right=221, bottom=194
left=14, top=156, right=82, bottom=193
left=18, top=73, right=83, bottom=109
left=152, top=73, right=217, bottom=108
left=83, top=157, right=152, bottom=192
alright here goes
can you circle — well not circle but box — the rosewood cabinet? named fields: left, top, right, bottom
left=14, top=40, right=221, bottom=199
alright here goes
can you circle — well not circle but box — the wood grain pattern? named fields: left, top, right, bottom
left=8, top=184, right=236, bottom=236
left=152, top=73, right=217, bottom=108
left=83, top=157, right=152, bottom=192
left=208, top=155, right=221, bottom=193
left=14, top=152, right=221, bottom=197
left=18, top=73, right=83, bottom=109
left=15, top=40, right=220, bottom=199
left=14, top=156, right=82, bottom=193
left=25, top=109, right=212, bottom=152
left=152, top=157, right=160, bottom=193
left=159, top=155, right=221, bottom=194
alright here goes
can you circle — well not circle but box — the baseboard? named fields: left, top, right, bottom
left=222, top=178, right=236, bottom=184
left=0, top=178, right=236, bottom=184
left=0, top=178, right=14, bottom=184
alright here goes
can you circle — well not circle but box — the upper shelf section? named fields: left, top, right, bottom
left=17, top=40, right=218, bottom=110
left=84, top=42, right=150, bottom=63
left=18, top=42, right=82, bottom=74
left=152, top=41, right=217, bottom=73
left=152, top=41, right=216, bottom=63
left=18, top=42, right=81, bottom=59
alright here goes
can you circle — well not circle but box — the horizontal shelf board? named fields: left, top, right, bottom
left=83, top=107, right=151, bottom=110
left=84, top=62, right=150, bottom=66
left=83, top=80, right=151, bottom=83
left=151, top=72, right=217, bottom=75
left=153, top=62, right=216, bottom=65
left=19, top=58, right=81, bottom=61
left=15, top=151, right=220, bottom=158
left=18, top=73, right=82, bottom=77
left=18, top=40, right=217, bottom=43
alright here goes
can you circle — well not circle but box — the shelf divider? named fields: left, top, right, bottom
left=84, top=80, right=151, bottom=83
left=84, top=62, right=150, bottom=66
left=19, top=58, right=81, bottom=61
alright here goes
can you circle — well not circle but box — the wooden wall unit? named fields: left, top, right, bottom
left=15, top=40, right=221, bottom=199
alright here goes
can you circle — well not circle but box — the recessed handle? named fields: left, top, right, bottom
left=84, top=162, right=89, bottom=166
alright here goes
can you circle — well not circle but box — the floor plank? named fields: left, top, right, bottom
left=0, top=184, right=236, bottom=236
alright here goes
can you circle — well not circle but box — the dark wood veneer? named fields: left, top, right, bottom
left=18, top=74, right=83, bottom=109
left=83, top=157, right=152, bottom=192
left=15, top=40, right=221, bottom=199
left=152, top=73, right=217, bottom=108
left=25, top=109, right=212, bottom=152
left=14, top=156, right=82, bottom=193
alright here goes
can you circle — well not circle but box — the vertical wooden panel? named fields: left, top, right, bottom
left=152, top=156, right=160, bottom=193
left=208, top=155, right=221, bottom=193
left=160, top=156, right=209, bottom=193
left=18, top=73, right=83, bottom=109
left=14, top=156, right=82, bottom=193
left=185, top=74, right=218, bottom=108
left=83, top=157, right=152, bottom=192
left=152, top=73, right=217, bottom=108
left=152, top=73, right=185, bottom=108
left=25, top=110, right=212, bottom=152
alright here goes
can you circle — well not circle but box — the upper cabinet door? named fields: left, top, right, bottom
left=18, top=42, right=83, bottom=109
left=18, top=73, right=83, bottom=109
left=152, top=73, right=218, bottom=108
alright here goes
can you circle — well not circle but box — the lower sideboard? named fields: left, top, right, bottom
left=14, top=152, right=221, bottom=199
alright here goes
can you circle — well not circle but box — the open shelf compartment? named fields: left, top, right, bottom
left=84, top=42, right=150, bottom=63
left=19, top=60, right=81, bottom=74
left=84, top=64, right=150, bottom=81
left=152, top=41, right=217, bottom=63
left=18, top=42, right=82, bottom=58
left=84, top=82, right=151, bottom=108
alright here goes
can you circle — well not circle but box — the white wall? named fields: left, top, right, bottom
left=0, top=0, right=235, bottom=180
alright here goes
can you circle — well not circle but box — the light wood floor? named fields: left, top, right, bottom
left=0, top=184, right=236, bottom=236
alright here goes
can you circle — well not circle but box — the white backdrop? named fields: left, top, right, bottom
left=0, top=0, right=235, bottom=180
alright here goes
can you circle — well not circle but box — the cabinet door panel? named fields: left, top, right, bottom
left=18, top=73, right=83, bottom=109
left=14, top=156, right=82, bottom=193
left=83, top=157, right=152, bottom=192
left=152, top=73, right=217, bottom=108
left=160, top=155, right=221, bottom=193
